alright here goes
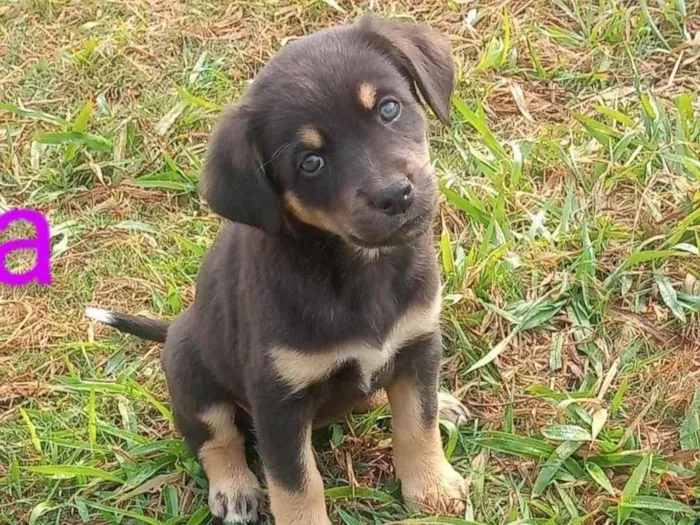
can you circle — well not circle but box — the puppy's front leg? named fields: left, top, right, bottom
left=388, top=333, right=468, bottom=514
left=254, top=393, right=330, bottom=525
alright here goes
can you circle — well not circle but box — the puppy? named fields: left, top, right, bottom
left=86, top=14, right=469, bottom=525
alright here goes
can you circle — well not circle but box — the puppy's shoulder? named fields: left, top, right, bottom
left=200, top=222, right=264, bottom=268
left=192, top=223, right=264, bottom=299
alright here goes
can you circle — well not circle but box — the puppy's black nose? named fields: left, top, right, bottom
left=374, top=180, right=414, bottom=215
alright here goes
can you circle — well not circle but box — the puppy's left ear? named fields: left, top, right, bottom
left=359, top=15, right=455, bottom=126
left=199, top=106, right=283, bottom=234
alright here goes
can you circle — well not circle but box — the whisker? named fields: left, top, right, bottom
left=256, top=141, right=295, bottom=176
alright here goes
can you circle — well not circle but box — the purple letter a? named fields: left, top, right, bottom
left=0, top=209, right=52, bottom=287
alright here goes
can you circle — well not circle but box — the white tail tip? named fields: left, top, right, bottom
left=85, top=307, right=116, bottom=325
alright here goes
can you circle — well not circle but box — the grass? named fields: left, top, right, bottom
left=1, top=0, right=699, bottom=524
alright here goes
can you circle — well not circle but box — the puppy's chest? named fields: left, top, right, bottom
left=271, top=293, right=441, bottom=393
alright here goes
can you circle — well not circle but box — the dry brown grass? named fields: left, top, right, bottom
left=1, top=0, right=699, bottom=524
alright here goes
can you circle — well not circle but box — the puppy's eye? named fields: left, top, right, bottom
left=299, top=154, right=324, bottom=175
left=379, top=98, right=401, bottom=122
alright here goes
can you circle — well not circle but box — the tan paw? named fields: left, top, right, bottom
left=401, top=460, right=468, bottom=515
left=438, top=392, right=470, bottom=427
left=208, top=468, right=261, bottom=524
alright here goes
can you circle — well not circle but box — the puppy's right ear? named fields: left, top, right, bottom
left=200, top=107, right=283, bottom=234
left=357, top=15, right=455, bottom=127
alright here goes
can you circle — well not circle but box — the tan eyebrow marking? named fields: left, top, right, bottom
left=358, top=82, right=377, bottom=110
left=298, top=125, right=323, bottom=149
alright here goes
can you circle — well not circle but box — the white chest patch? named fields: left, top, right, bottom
left=271, top=292, right=442, bottom=394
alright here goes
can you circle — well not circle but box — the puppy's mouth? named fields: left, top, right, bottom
left=348, top=212, right=430, bottom=248
left=397, top=212, right=428, bottom=235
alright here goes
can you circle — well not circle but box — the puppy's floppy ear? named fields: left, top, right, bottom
left=200, top=106, right=283, bottom=234
left=358, top=15, right=455, bottom=126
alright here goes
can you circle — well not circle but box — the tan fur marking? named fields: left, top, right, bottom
left=198, top=404, right=261, bottom=522
left=299, top=125, right=323, bottom=149
left=199, top=405, right=248, bottom=484
left=266, top=427, right=330, bottom=525
left=283, top=193, right=344, bottom=237
left=387, top=378, right=467, bottom=514
left=272, top=290, right=442, bottom=393
left=358, top=82, right=377, bottom=110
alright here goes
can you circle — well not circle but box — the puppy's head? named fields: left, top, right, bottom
left=201, top=15, right=454, bottom=248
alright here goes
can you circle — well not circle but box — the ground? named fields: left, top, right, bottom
left=1, top=1, right=699, bottom=524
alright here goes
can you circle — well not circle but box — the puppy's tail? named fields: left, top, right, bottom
left=85, top=307, right=169, bottom=343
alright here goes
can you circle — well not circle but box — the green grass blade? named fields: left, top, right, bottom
left=542, top=425, right=592, bottom=442
left=588, top=452, right=695, bottom=477
left=185, top=507, right=211, bottom=525
left=549, top=333, right=564, bottom=371
left=72, top=101, right=94, bottom=132
left=664, top=207, right=700, bottom=249
left=177, top=87, right=221, bottom=111
left=130, top=178, right=193, bottom=191
left=324, top=486, right=397, bottom=503
left=532, top=440, right=584, bottom=496
left=574, top=113, right=622, bottom=146
left=621, top=495, right=696, bottom=514
left=164, top=485, right=178, bottom=517
left=654, top=273, right=686, bottom=323
left=28, top=502, right=59, bottom=525
left=453, top=98, right=508, bottom=161
left=88, top=388, right=97, bottom=448
left=674, top=93, right=694, bottom=139
left=337, top=508, right=363, bottom=525
left=10, top=455, right=21, bottom=498
left=19, top=408, right=42, bottom=455
left=618, top=452, right=652, bottom=524
left=473, top=431, right=555, bottom=459
left=0, top=102, right=69, bottom=126
left=171, top=233, right=207, bottom=257
left=124, top=379, right=172, bottom=421
left=595, top=105, right=635, bottom=128
left=476, top=37, right=505, bottom=73
left=81, top=500, right=164, bottom=525
left=389, top=519, right=487, bottom=524
left=639, top=0, right=671, bottom=50
left=35, top=131, right=112, bottom=152
left=585, top=462, right=615, bottom=495
left=440, top=223, right=455, bottom=275
left=679, top=389, right=700, bottom=450
left=439, top=182, right=490, bottom=225
left=500, top=8, right=511, bottom=67
left=604, top=250, right=690, bottom=288
left=612, top=376, right=630, bottom=415
left=554, top=483, right=579, bottom=520
left=65, top=100, right=96, bottom=161
left=440, top=420, right=459, bottom=459
left=466, top=327, right=518, bottom=374
left=606, top=508, right=666, bottom=525
left=24, top=465, right=124, bottom=484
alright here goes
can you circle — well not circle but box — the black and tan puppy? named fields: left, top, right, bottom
left=86, top=14, right=469, bottom=525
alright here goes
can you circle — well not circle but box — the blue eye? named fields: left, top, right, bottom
left=379, top=98, right=401, bottom=122
left=299, top=154, right=324, bottom=175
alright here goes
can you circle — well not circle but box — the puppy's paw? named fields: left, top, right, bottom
left=438, top=391, right=470, bottom=427
left=208, top=469, right=261, bottom=524
left=401, top=460, right=468, bottom=515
